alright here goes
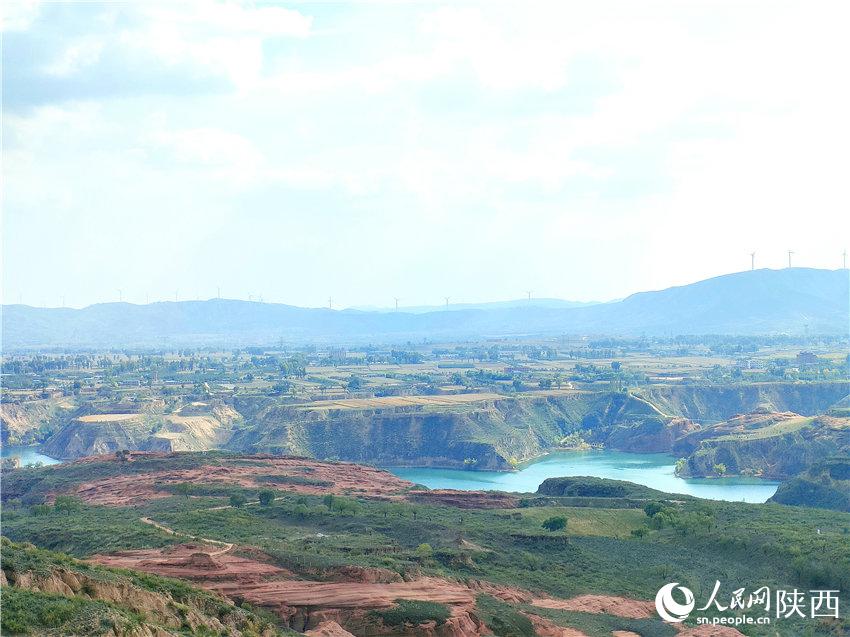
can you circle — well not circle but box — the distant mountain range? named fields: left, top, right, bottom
left=2, top=268, right=847, bottom=349
left=351, top=298, right=602, bottom=314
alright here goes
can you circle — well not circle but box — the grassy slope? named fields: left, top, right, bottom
left=0, top=538, right=292, bottom=636
left=3, top=455, right=850, bottom=636
left=770, top=456, right=850, bottom=512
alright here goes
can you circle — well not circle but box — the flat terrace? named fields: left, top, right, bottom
left=298, top=388, right=583, bottom=411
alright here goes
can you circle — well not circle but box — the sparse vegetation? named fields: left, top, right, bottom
left=371, top=599, right=451, bottom=627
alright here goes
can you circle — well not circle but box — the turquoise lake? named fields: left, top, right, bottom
left=0, top=445, right=61, bottom=467
left=388, top=450, right=780, bottom=503
left=0, top=445, right=779, bottom=503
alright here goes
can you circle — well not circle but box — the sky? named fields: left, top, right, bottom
left=2, top=1, right=849, bottom=310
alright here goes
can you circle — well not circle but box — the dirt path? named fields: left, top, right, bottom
left=139, top=516, right=233, bottom=555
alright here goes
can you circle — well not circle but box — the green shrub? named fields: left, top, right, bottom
left=414, top=543, right=433, bottom=560
left=372, top=600, right=451, bottom=627
left=643, top=502, right=666, bottom=517
left=474, top=595, right=536, bottom=637
left=0, top=587, right=128, bottom=634
left=541, top=516, right=567, bottom=532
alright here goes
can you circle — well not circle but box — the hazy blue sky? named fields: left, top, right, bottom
left=2, top=1, right=848, bottom=309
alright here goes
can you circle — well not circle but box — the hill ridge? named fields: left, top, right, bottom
left=3, top=268, right=847, bottom=347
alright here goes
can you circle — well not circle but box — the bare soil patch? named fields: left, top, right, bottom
left=71, top=453, right=414, bottom=506
left=531, top=595, right=655, bottom=619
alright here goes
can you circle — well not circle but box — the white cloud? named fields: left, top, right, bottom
left=4, top=1, right=850, bottom=308
left=149, top=126, right=263, bottom=187
left=42, top=38, right=105, bottom=76
left=0, top=0, right=40, bottom=31
left=130, top=2, right=311, bottom=89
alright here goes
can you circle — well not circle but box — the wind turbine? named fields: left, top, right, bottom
left=328, top=296, right=333, bottom=310
left=118, top=289, right=123, bottom=302
left=217, top=286, right=221, bottom=299
left=749, top=252, right=756, bottom=271
left=843, top=249, right=847, bottom=270
left=787, top=250, right=794, bottom=268
left=393, top=297, right=400, bottom=311
left=444, top=296, right=450, bottom=309
left=526, top=290, right=533, bottom=302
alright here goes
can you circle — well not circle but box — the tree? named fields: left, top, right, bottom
left=415, top=543, right=433, bottom=560
left=53, top=495, right=82, bottom=515
left=258, top=490, right=275, bottom=507
left=713, top=463, right=728, bottom=476
left=334, top=498, right=358, bottom=516
left=643, top=502, right=666, bottom=518
left=650, top=510, right=677, bottom=530
left=541, top=516, right=567, bottom=532
left=347, top=376, right=363, bottom=391
left=229, top=493, right=247, bottom=508
left=174, top=482, right=193, bottom=498
left=30, top=504, right=52, bottom=517
left=323, top=494, right=337, bottom=511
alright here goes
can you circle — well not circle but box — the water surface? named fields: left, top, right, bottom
left=389, top=450, right=779, bottom=503
left=0, top=445, right=61, bottom=467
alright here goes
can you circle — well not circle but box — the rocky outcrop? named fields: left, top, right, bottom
left=0, top=539, right=282, bottom=636
left=228, top=399, right=542, bottom=470
left=305, top=621, right=356, bottom=637
left=675, top=413, right=850, bottom=479
left=32, top=382, right=849, bottom=472
left=769, top=456, right=850, bottom=511
left=582, top=392, right=700, bottom=452
left=0, top=398, right=75, bottom=446
left=41, top=401, right=239, bottom=460
left=634, top=382, right=849, bottom=423
left=228, top=391, right=696, bottom=470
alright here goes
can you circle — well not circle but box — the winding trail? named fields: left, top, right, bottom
left=139, top=516, right=233, bottom=556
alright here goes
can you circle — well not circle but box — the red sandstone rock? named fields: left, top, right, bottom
left=526, top=613, right=591, bottom=637
left=531, top=594, right=655, bottom=619
left=304, top=621, right=356, bottom=637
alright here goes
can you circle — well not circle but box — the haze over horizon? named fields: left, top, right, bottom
left=3, top=1, right=849, bottom=309
left=2, top=266, right=847, bottom=312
